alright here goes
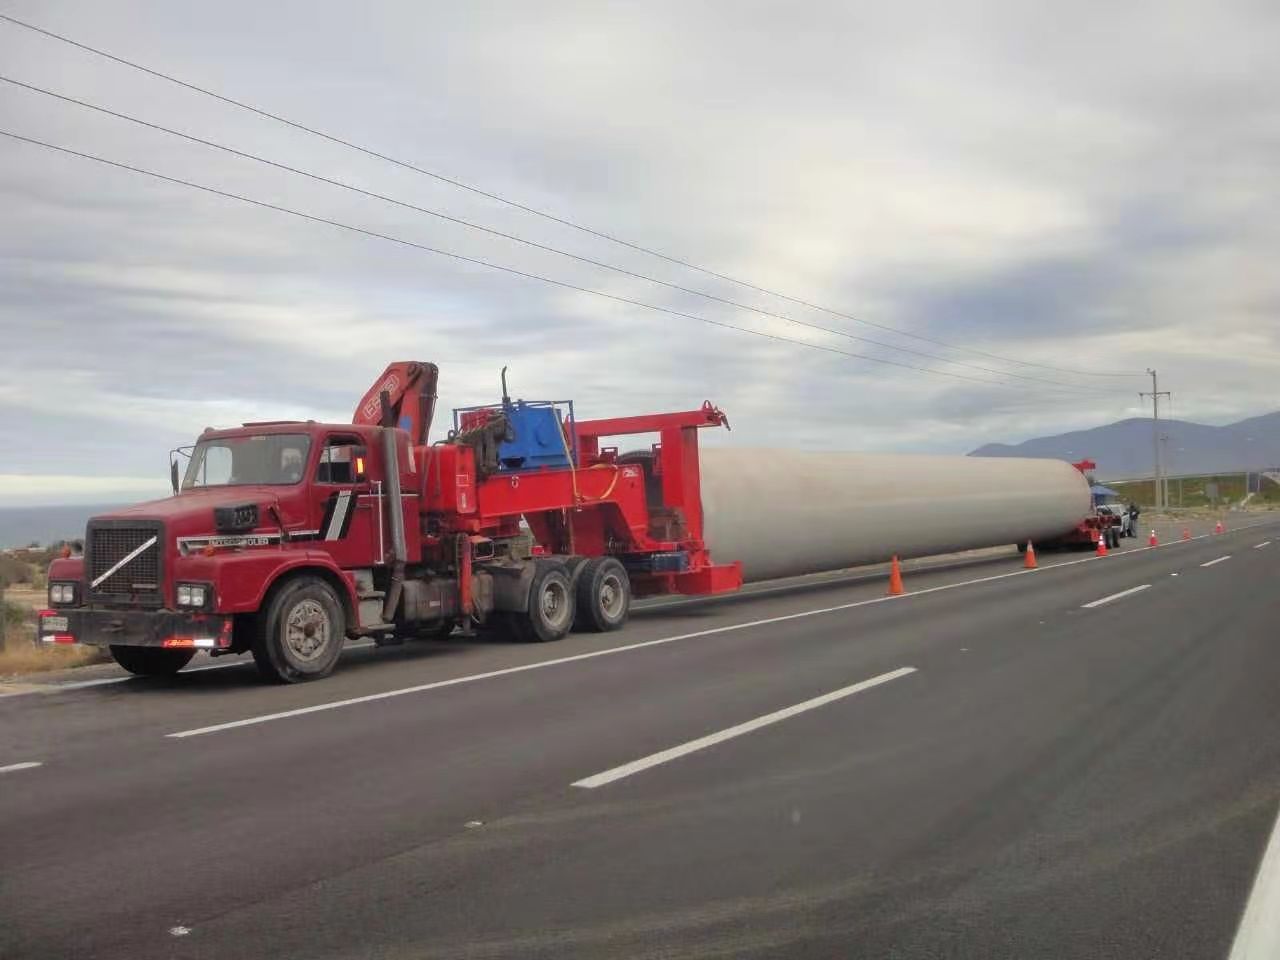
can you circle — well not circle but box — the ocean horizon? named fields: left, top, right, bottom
left=0, top=504, right=125, bottom=549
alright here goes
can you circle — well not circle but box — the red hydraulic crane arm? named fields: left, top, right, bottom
left=352, top=361, right=440, bottom=444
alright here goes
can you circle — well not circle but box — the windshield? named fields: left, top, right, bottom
left=182, top=433, right=311, bottom=489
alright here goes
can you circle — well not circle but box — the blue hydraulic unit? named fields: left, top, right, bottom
left=453, top=367, right=578, bottom=472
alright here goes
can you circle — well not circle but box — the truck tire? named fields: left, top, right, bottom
left=560, top=555, right=588, bottom=586
left=110, top=645, right=194, bottom=676
left=253, top=575, right=346, bottom=683
left=575, top=557, right=631, bottom=632
left=510, top=561, right=575, bottom=643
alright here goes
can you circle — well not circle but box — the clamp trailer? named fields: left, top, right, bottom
left=43, top=361, right=742, bottom=683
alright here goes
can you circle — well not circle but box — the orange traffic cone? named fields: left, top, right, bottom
left=1023, top=541, right=1038, bottom=569
left=1214, top=520, right=1225, bottom=534
left=1182, top=528, right=1191, bottom=541
left=1148, top=529, right=1158, bottom=547
left=887, top=555, right=905, bottom=596
left=1096, top=533, right=1108, bottom=557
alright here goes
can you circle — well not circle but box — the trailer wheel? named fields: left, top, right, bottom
left=110, top=645, right=194, bottom=676
left=253, top=575, right=346, bottom=683
left=511, top=561, right=575, bottom=643
left=575, top=557, right=631, bottom=632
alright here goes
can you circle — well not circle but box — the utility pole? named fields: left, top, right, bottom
left=1139, top=369, right=1172, bottom=510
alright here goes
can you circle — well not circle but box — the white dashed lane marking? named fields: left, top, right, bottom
left=0, top=761, right=44, bottom=774
left=1081, top=585, right=1151, bottom=609
left=572, top=667, right=918, bottom=789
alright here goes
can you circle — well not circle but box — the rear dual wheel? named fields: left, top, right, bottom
left=575, top=557, right=631, bottom=632
left=508, top=561, right=576, bottom=643
left=502, top=556, right=632, bottom=642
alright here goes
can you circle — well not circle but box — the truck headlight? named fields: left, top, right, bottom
left=49, top=582, right=78, bottom=605
left=176, top=583, right=211, bottom=609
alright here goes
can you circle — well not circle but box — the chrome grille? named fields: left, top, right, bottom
left=87, top=521, right=164, bottom=606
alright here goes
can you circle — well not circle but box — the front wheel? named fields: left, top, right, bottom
left=575, top=558, right=631, bottom=632
left=110, top=645, right=194, bottom=676
left=253, top=576, right=346, bottom=683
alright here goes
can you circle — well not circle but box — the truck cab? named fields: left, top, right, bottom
left=43, top=419, right=419, bottom=681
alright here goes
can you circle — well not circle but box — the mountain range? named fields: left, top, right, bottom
left=969, top=412, right=1280, bottom=479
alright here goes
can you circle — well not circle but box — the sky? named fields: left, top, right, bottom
left=1, top=0, right=1278, bottom=505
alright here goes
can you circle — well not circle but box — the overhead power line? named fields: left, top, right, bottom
left=0, top=74, right=1126, bottom=399
left=0, top=11, right=1147, bottom=381
left=1, top=127, right=1127, bottom=397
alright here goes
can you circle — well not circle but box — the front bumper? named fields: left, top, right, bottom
left=39, top=607, right=233, bottom=650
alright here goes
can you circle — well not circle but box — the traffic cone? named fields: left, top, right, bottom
left=1096, top=533, right=1108, bottom=557
left=1148, top=529, right=1158, bottom=547
left=1182, top=528, right=1191, bottom=541
left=1023, top=541, right=1038, bottom=569
left=1214, top=520, right=1225, bottom=534
left=887, top=555, right=905, bottom=596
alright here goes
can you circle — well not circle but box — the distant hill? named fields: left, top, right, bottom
left=969, top=412, right=1280, bottom=479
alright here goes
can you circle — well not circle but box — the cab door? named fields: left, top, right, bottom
left=311, top=433, right=381, bottom=568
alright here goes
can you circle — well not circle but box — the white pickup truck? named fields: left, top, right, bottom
left=1096, top=503, right=1136, bottom=538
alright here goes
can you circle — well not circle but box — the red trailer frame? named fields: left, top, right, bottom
left=434, top=401, right=741, bottom=597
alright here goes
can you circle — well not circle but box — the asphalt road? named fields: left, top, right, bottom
left=3, top=516, right=1280, bottom=959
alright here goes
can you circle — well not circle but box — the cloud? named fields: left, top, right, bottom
left=1, top=0, right=1278, bottom=503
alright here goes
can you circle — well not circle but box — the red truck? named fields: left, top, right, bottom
left=40, top=363, right=742, bottom=682
left=1035, top=459, right=1123, bottom=551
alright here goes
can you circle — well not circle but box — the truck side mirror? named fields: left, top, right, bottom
left=170, top=458, right=180, bottom=495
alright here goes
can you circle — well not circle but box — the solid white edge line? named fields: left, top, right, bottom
left=1228, top=800, right=1280, bottom=959
left=0, top=642, right=380, bottom=699
left=0, top=523, right=1242, bottom=701
left=0, top=761, right=43, bottom=773
left=1201, top=555, right=1232, bottom=567
left=166, top=520, right=1280, bottom=738
left=571, top=667, right=917, bottom=789
left=1080, top=584, right=1152, bottom=608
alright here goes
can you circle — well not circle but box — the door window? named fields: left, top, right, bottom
left=316, top=437, right=367, bottom=485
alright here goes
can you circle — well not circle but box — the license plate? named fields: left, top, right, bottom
left=41, top=615, right=69, bottom=632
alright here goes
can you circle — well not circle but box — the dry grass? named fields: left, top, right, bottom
left=3, top=584, right=110, bottom=675
left=0, top=627, right=108, bottom=676
left=5, top=585, right=45, bottom=611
